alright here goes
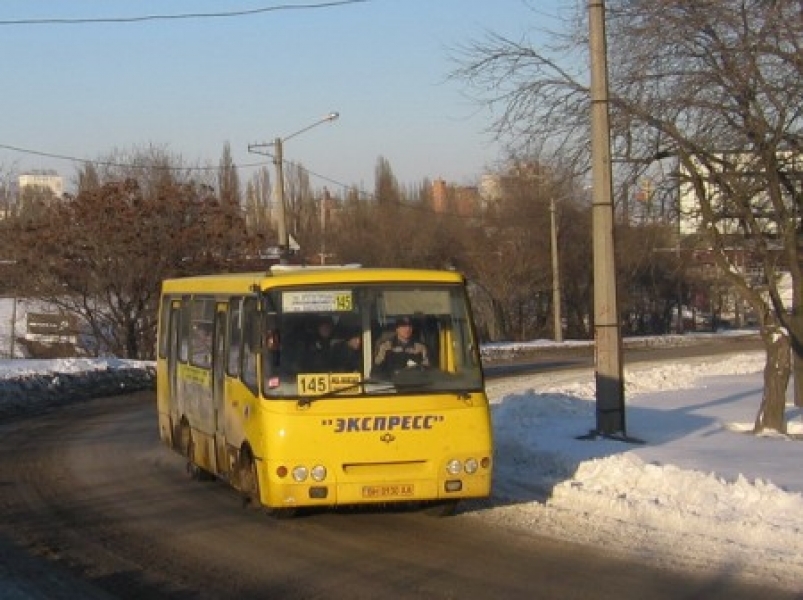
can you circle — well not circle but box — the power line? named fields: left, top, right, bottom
left=0, top=141, right=484, bottom=221
left=0, top=139, right=366, bottom=194
left=0, top=142, right=265, bottom=171
left=0, top=141, right=356, bottom=190
left=0, top=1, right=368, bottom=26
left=0, top=140, right=366, bottom=201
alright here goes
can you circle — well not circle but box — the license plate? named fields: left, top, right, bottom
left=362, top=484, right=414, bottom=498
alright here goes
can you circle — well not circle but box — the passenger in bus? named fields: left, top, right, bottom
left=372, top=315, right=429, bottom=377
left=297, top=315, right=336, bottom=372
left=193, top=322, right=213, bottom=366
left=332, top=329, right=362, bottom=372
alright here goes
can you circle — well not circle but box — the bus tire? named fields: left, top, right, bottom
left=239, top=452, right=296, bottom=518
left=182, top=424, right=214, bottom=482
left=239, top=452, right=261, bottom=510
left=177, top=418, right=191, bottom=456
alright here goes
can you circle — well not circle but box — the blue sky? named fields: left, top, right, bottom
left=0, top=0, right=566, bottom=193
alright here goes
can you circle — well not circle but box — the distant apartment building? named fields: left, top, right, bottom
left=678, top=152, right=800, bottom=236
left=476, top=163, right=553, bottom=213
left=18, top=170, right=64, bottom=201
left=479, top=174, right=503, bottom=210
left=431, top=178, right=481, bottom=217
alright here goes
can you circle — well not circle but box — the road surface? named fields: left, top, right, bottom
left=0, top=338, right=783, bottom=599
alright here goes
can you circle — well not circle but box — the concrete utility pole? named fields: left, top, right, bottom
left=248, top=112, right=339, bottom=262
left=273, top=136, right=287, bottom=253
left=589, top=0, right=626, bottom=436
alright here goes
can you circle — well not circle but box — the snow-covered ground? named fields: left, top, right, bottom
left=1, top=316, right=801, bottom=590
left=480, top=347, right=803, bottom=592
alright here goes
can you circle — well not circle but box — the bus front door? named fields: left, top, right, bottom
left=212, top=307, right=227, bottom=474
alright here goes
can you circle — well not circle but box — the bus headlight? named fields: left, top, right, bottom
left=292, top=466, right=309, bottom=482
left=446, top=459, right=462, bottom=475
left=311, top=465, right=327, bottom=482
left=464, top=458, right=479, bottom=474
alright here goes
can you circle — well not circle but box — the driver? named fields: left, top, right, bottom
left=372, top=315, right=429, bottom=377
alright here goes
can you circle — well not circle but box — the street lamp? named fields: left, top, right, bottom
left=248, top=111, right=340, bottom=260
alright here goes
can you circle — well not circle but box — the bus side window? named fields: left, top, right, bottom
left=188, top=296, right=216, bottom=368
left=158, top=298, right=171, bottom=359
left=227, top=298, right=242, bottom=377
left=178, top=298, right=191, bottom=363
left=242, top=296, right=259, bottom=392
left=192, top=321, right=213, bottom=367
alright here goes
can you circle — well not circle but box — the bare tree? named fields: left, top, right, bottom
left=244, top=166, right=273, bottom=238
left=0, top=162, right=18, bottom=219
left=464, top=163, right=592, bottom=341
left=2, top=150, right=252, bottom=359
left=76, top=161, right=100, bottom=195
left=454, top=0, right=803, bottom=433
left=375, top=156, right=401, bottom=207
left=283, top=161, right=314, bottom=248
left=607, top=0, right=803, bottom=432
left=218, top=142, right=241, bottom=210
left=326, top=158, right=468, bottom=270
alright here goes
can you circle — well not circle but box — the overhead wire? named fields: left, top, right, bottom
left=0, top=0, right=472, bottom=220
left=0, top=1, right=426, bottom=206
left=0, top=1, right=368, bottom=26
left=0, top=2, right=379, bottom=193
left=0, top=139, right=492, bottom=220
left=0, top=142, right=270, bottom=171
left=0, top=140, right=369, bottom=209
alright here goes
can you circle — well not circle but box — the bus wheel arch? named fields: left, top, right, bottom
left=176, top=416, right=191, bottom=456
left=178, top=417, right=213, bottom=481
left=238, top=444, right=296, bottom=519
left=238, top=444, right=261, bottom=509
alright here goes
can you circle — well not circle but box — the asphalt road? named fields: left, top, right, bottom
left=482, top=333, right=764, bottom=378
left=0, top=337, right=784, bottom=600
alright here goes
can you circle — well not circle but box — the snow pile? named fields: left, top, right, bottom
left=482, top=351, right=803, bottom=590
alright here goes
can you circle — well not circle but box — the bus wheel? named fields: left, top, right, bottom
left=239, top=454, right=296, bottom=518
left=183, top=427, right=214, bottom=481
left=178, top=420, right=191, bottom=456
left=239, top=454, right=261, bottom=510
left=423, top=500, right=459, bottom=517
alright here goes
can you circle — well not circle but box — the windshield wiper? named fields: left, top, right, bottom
left=297, top=378, right=390, bottom=407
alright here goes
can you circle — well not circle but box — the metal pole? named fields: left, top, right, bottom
left=320, top=190, right=326, bottom=265
left=550, top=197, right=563, bottom=342
left=589, top=0, right=626, bottom=435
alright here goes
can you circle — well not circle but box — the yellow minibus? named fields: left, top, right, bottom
left=156, top=265, right=492, bottom=516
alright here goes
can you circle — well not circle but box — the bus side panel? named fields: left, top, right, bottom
left=176, top=364, right=217, bottom=471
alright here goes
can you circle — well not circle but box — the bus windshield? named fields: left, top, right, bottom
left=260, top=282, right=482, bottom=398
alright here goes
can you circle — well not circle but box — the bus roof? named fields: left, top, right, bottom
left=160, top=266, right=466, bottom=295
